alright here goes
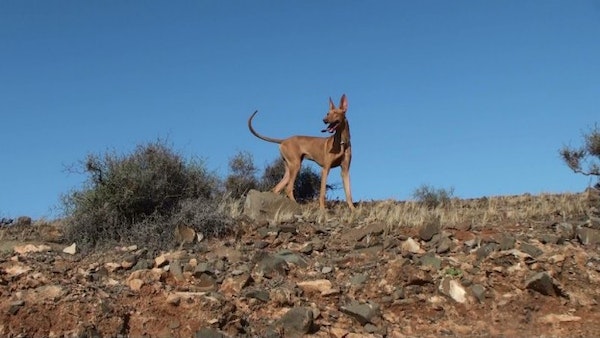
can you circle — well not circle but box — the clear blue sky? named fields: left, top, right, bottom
left=1, top=1, right=599, bottom=219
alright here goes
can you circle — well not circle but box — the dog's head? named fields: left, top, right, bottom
left=322, top=94, right=348, bottom=133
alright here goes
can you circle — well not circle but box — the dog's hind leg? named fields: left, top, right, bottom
left=284, top=159, right=301, bottom=202
left=273, top=165, right=290, bottom=194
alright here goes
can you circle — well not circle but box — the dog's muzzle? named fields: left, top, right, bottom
left=321, top=121, right=339, bottom=133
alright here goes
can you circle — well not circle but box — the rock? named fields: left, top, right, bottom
left=475, top=243, right=498, bottom=260
left=419, top=252, right=442, bottom=270
left=297, top=279, right=333, bottom=295
left=340, top=301, right=380, bottom=325
left=254, top=253, right=289, bottom=278
left=278, top=223, right=297, bottom=234
left=340, top=223, right=385, bottom=243
left=321, top=266, right=333, bottom=274
left=519, top=242, right=543, bottom=258
left=364, top=323, right=379, bottom=334
left=576, top=226, right=600, bottom=245
left=154, top=253, right=169, bottom=268
left=470, top=284, right=486, bottom=302
left=405, top=266, right=434, bottom=286
left=209, top=246, right=243, bottom=264
left=539, top=313, right=582, bottom=324
left=329, top=327, right=349, bottom=338
left=419, top=221, right=441, bottom=241
left=127, top=268, right=167, bottom=285
left=447, top=222, right=472, bottom=231
left=275, top=250, right=308, bottom=268
left=7, top=300, right=24, bottom=315
left=174, top=224, right=196, bottom=245
left=279, top=307, right=314, bottom=336
left=14, top=244, right=52, bottom=255
left=349, top=273, right=368, bottom=286
left=62, top=243, right=77, bottom=255
left=166, top=293, right=181, bottom=306
left=194, top=328, right=230, bottom=338
left=538, top=234, right=561, bottom=245
left=104, top=262, right=122, bottom=273
left=586, top=216, right=600, bottom=229
left=132, top=259, right=153, bottom=271
left=499, top=235, right=516, bottom=251
left=464, top=238, right=479, bottom=249
left=127, top=278, right=144, bottom=291
left=121, top=254, right=138, bottom=269
left=270, top=287, right=294, bottom=306
left=299, top=242, right=313, bottom=254
left=393, top=288, right=406, bottom=300
left=401, top=237, right=424, bottom=254
left=25, top=285, right=64, bottom=302
left=525, top=272, right=567, bottom=297
left=243, top=189, right=301, bottom=223
left=170, top=260, right=184, bottom=280
left=436, top=236, right=453, bottom=254
left=245, top=289, right=270, bottom=302
left=194, top=262, right=211, bottom=275
left=220, top=273, right=252, bottom=296
left=439, top=277, right=468, bottom=303
left=194, top=273, right=218, bottom=292
left=311, top=239, right=326, bottom=252
left=555, top=222, right=575, bottom=239
left=5, top=263, right=31, bottom=277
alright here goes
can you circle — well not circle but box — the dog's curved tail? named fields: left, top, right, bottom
left=248, top=111, right=285, bottom=144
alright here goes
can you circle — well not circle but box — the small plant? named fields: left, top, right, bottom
left=412, top=184, right=455, bottom=209
left=560, top=124, right=600, bottom=182
left=445, top=267, right=462, bottom=277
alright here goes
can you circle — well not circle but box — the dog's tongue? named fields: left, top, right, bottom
left=321, top=123, right=336, bottom=133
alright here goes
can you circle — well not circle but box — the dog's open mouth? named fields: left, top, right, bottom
left=321, top=121, right=340, bottom=133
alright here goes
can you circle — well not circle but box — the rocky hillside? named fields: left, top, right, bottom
left=1, top=191, right=600, bottom=337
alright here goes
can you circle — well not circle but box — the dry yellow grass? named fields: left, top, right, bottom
left=0, top=192, right=592, bottom=252
left=223, top=192, right=590, bottom=229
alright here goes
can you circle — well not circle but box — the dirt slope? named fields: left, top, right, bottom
left=1, top=203, right=600, bottom=337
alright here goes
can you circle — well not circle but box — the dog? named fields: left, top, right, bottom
left=248, top=94, right=355, bottom=210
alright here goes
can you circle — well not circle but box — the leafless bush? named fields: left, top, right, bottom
left=412, top=184, right=455, bottom=209
left=560, top=124, right=600, bottom=180
left=225, top=151, right=258, bottom=198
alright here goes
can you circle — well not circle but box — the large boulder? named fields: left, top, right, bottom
left=243, top=189, right=301, bottom=224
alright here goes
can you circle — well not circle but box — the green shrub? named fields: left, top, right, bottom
left=412, top=184, right=455, bottom=209
left=62, top=140, right=228, bottom=251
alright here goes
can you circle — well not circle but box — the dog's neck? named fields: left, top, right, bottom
left=332, top=118, right=351, bottom=149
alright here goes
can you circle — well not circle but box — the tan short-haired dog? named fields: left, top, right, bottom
left=248, top=94, right=355, bottom=210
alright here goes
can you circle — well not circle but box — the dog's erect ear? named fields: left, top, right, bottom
left=329, top=97, right=336, bottom=110
left=339, top=94, right=348, bottom=111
